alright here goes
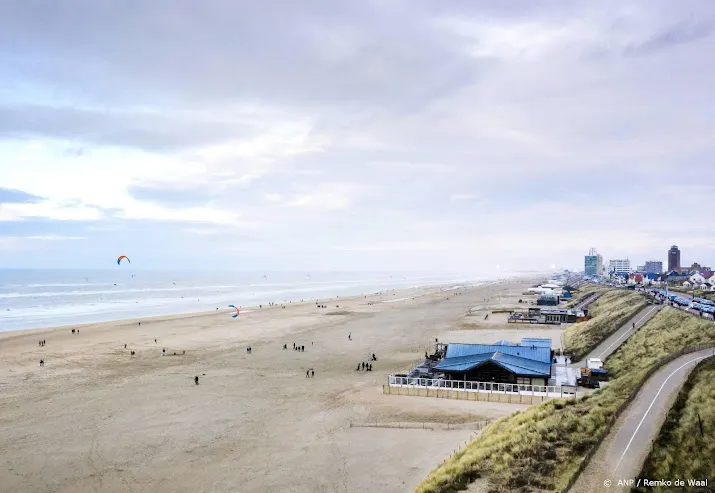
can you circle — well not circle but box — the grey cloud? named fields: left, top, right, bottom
left=623, top=18, right=715, bottom=57
left=0, top=0, right=480, bottom=109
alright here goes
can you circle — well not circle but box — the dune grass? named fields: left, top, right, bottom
left=633, top=357, right=715, bottom=492
left=415, top=308, right=715, bottom=493
left=563, top=289, right=647, bottom=361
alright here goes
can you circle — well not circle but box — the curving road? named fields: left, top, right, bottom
left=569, top=347, right=715, bottom=493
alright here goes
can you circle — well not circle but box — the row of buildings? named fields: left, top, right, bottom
left=628, top=270, right=715, bottom=291
left=584, top=245, right=710, bottom=278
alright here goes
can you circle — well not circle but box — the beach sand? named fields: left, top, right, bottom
left=0, top=277, right=551, bottom=493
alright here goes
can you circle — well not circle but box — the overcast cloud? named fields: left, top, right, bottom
left=1, top=0, right=714, bottom=273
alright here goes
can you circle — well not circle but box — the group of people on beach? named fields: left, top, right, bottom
left=38, top=339, right=46, bottom=347
left=356, top=352, right=377, bottom=371
left=70, top=329, right=79, bottom=334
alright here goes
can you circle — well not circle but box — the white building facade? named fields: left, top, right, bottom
left=609, top=259, right=631, bottom=274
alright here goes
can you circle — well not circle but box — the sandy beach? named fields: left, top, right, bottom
left=0, top=276, right=551, bottom=493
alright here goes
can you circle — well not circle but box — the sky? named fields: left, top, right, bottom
left=1, top=0, right=714, bottom=274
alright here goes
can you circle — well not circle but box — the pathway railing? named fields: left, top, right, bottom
left=388, top=375, right=576, bottom=398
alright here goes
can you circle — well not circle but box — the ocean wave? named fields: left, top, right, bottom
left=0, top=285, right=244, bottom=299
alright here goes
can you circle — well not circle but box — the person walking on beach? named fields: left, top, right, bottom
left=40, top=359, right=44, bottom=367
left=125, top=344, right=127, bottom=349
left=162, top=348, right=166, bottom=356
left=311, top=369, right=314, bottom=378
left=154, top=339, right=157, bottom=344
left=348, top=333, right=351, bottom=341
left=306, top=370, right=310, bottom=378
left=195, top=376, right=199, bottom=385
left=138, top=322, right=141, bottom=327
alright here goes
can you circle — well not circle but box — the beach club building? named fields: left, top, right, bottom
left=433, top=338, right=553, bottom=387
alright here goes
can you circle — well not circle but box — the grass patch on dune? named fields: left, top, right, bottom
left=415, top=308, right=715, bottom=493
left=564, top=290, right=647, bottom=361
left=606, top=308, right=715, bottom=377
left=633, top=357, right=715, bottom=492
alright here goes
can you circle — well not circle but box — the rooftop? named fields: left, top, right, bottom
left=434, top=352, right=551, bottom=376
left=444, top=338, right=552, bottom=363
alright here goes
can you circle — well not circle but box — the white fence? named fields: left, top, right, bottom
left=388, top=375, right=577, bottom=398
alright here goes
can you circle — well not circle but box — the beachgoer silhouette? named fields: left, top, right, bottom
left=356, top=364, right=360, bottom=371
left=195, top=376, right=199, bottom=385
left=125, top=344, right=127, bottom=349
left=348, top=333, right=351, bottom=340
left=40, top=359, right=44, bottom=366
left=306, top=370, right=310, bottom=378
left=311, top=370, right=314, bottom=377
left=162, top=348, right=166, bottom=356
left=361, top=362, right=365, bottom=370
left=284, top=344, right=287, bottom=349
left=138, top=322, right=141, bottom=326
left=72, top=329, right=75, bottom=334
left=130, top=351, right=135, bottom=357
left=293, top=343, right=296, bottom=349
left=301, top=345, right=304, bottom=352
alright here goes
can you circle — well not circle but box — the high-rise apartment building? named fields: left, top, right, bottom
left=584, top=248, right=603, bottom=277
left=644, top=261, right=663, bottom=274
left=609, top=259, right=631, bottom=274
left=668, top=245, right=681, bottom=272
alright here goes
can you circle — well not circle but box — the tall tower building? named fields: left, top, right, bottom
left=668, top=245, right=681, bottom=272
left=584, top=248, right=603, bottom=277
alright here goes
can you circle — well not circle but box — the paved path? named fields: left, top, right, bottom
left=570, top=305, right=662, bottom=369
left=573, top=292, right=601, bottom=312
left=569, top=347, right=715, bottom=493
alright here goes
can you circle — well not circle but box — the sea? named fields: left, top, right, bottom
left=0, top=269, right=484, bottom=332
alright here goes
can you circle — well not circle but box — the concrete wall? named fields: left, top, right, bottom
left=382, top=385, right=551, bottom=405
